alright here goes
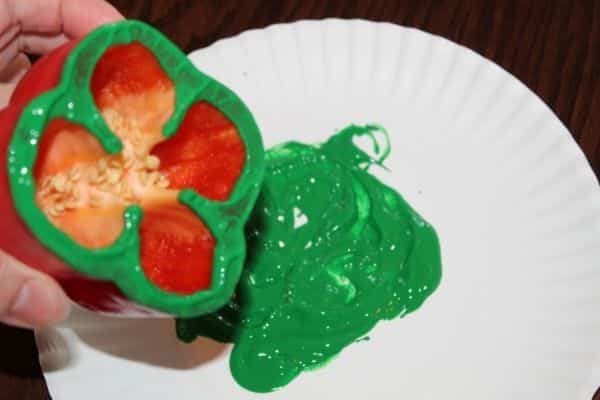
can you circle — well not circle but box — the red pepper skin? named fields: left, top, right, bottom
left=0, top=42, right=160, bottom=316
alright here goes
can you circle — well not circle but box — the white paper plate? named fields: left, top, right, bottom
left=41, top=19, right=600, bottom=400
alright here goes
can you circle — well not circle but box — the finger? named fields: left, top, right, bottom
left=0, top=23, right=22, bottom=80
left=0, top=1, right=14, bottom=36
left=19, top=33, right=68, bottom=55
left=0, top=53, right=29, bottom=107
left=0, top=52, right=31, bottom=82
left=0, top=250, right=71, bottom=329
left=0, top=34, right=20, bottom=75
left=60, top=0, right=124, bottom=37
left=0, top=23, right=19, bottom=50
left=10, top=0, right=123, bottom=38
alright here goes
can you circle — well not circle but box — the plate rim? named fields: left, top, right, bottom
left=189, top=17, right=599, bottom=190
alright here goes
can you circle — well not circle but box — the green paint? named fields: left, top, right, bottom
left=177, top=125, right=442, bottom=392
left=7, top=21, right=264, bottom=317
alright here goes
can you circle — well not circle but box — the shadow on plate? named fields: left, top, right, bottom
left=37, top=305, right=229, bottom=372
left=35, top=327, right=76, bottom=372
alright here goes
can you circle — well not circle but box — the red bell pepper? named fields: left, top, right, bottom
left=0, top=21, right=263, bottom=317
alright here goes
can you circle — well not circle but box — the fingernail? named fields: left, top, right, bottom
left=9, top=280, right=70, bottom=328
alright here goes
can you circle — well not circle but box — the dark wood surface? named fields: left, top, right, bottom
left=1, top=1, right=599, bottom=399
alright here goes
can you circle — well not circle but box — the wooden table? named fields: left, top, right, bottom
left=1, top=1, right=598, bottom=399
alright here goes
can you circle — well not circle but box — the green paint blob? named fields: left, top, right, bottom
left=176, top=124, right=442, bottom=392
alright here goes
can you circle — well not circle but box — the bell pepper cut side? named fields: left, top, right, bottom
left=3, top=21, right=264, bottom=317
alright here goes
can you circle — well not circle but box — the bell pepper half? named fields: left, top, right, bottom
left=0, top=21, right=264, bottom=317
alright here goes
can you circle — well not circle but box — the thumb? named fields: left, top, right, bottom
left=0, top=250, right=71, bottom=328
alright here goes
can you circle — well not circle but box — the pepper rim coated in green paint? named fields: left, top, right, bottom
left=7, top=20, right=264, bottom=317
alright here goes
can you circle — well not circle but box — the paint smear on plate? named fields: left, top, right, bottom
left=176, top=124, right=442, bottom=392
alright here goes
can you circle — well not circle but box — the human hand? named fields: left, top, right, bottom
left=0, top=0, right=123, bottom=329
